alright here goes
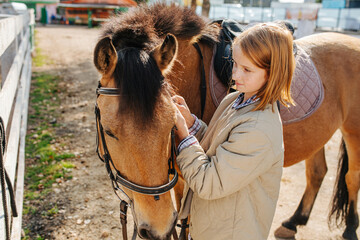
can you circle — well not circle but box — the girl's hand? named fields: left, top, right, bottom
left=175, top=109, right=190, bottom=141
left=172, top=95, right=195, bottom=127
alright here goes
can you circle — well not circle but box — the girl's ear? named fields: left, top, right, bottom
left=152, top=34, right=178, bottom=76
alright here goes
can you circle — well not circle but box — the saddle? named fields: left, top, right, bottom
left=279, top=45, right=324, bottom=124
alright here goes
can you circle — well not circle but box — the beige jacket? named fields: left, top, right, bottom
left=177, top=92, right=284, bottom=240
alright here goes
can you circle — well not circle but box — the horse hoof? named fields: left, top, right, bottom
left=274, top=225, right=296, bottom=240
left=343, top=229, right=358, bottom=240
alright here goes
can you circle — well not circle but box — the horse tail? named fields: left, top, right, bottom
left=328, top=138, right=349, bottom=228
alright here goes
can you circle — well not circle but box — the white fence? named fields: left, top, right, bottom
left=196, top=6, right=360, bottom=31
left=0, top=9, right=34, bottom=240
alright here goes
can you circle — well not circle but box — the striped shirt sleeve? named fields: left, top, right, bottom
left=178, top=135, right=199, bottom=153
left=188, top=114, right=201, bottom=136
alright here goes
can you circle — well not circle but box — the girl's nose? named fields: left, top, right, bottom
left=232, top=69, right=240, bottom=80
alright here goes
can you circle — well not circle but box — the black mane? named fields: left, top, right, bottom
left=114, top=47, right=164, bottom=121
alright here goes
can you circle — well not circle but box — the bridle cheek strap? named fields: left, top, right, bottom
left=95, top=103, right=178, bottom=197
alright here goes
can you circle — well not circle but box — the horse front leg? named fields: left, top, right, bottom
left=275, top=147, right=327, bottom=239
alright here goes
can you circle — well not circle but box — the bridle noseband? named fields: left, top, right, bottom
left=95, top=84, right=179, bottom=239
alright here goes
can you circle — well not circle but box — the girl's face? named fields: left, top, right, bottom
left=232, top=45, right=267, bottom=100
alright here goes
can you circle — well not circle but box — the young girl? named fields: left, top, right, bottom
left=173, top=23, right=295, bottom=240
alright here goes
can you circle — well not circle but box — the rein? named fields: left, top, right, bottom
left=95, top=84, right=181, bottom=239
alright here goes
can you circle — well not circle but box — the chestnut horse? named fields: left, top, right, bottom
left=93, top=3, right=360, bottom=240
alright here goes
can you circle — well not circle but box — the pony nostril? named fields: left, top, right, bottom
left=138, top=224, right=151, bottom=239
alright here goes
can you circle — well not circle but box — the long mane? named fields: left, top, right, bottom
left=100, top=3, right=219, bottom=122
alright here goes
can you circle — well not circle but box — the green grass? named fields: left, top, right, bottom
left=25, top=72, right=74, bottom=197
left=33, top=47, right=47, bottom=67
left=44, top=205, right=59, bottom=216
left=33, top=30, right=49, bottom=67
left=28, top=73, right=59, bottom=125
left=22, top=70, right=75, bottom=239
left=24, top=72, right=75, bottom=193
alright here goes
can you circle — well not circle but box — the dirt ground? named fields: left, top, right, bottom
left=28, top=25, right=359, bottom=240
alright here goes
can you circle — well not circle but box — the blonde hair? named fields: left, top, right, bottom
left=233, top=22, right=295, bottom=111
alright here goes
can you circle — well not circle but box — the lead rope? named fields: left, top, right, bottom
left=0, top=117, right=18, bottom=240
left=178, top=217, right=189, bottom=240
left=0, top=117, right=10, bottom=240
left=120, top=200, right=128, bottom=240
left=172, top=228, right=179, bottom=240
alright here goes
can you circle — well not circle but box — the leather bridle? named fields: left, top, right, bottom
left=95, top=84, right=180, bottom=240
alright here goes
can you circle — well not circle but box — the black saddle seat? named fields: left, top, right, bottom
left=213, top=19, right=246, bottom=88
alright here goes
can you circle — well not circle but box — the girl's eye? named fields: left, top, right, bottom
left=244, top=68, right=251, bottom=72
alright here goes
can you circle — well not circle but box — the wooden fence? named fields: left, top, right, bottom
left=0, top=9, right=34, bottom=240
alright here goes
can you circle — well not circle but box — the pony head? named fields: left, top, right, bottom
left=93, top=3, right=218, bottom=239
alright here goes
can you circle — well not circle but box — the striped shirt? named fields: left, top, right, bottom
left=178, top=93, right=259, bottom=153
left=232, top=92, right=259, bottom=110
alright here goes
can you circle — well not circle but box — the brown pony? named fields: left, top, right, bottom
left=93, top=3, right=360, bottom=240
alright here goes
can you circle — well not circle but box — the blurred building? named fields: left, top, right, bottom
left=58, top=0, right=137, bottom=25
left=322, top=0, right=359, bottom=8
left=223, top=0, right=272, bottom=7
left=9, top=0, right=59, bottom=22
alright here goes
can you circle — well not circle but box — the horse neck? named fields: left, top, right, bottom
left=169, top=40, right=217, bottom=124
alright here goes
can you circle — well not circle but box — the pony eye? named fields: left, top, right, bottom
left=105, top=130, right=118, bottom=140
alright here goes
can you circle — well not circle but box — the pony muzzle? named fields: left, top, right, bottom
left=137, top=210, right=178, bottom=240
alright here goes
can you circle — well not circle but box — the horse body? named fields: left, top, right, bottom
left=275, top=32, right=360, bottom=239
left=283, top=33, right=356, bottom=166
left=94, top=3, right=360, bottom=239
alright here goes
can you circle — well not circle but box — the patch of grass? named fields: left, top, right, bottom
left=22, top=228, right=30, bottom=240
left=33, top=47, right=47, bottom=67
left=33, top=30, right=49, bottom=67
left=44, top=205, right=59, bottom=216
left=24, top=191, right=41, bottom=201
left=23, top=205, right=37, bottom=215
left=23, top=70, right=75, bottom=239
left=25, top=95, right=74, bottom=194
left=61, top=161, right=75, bottom=169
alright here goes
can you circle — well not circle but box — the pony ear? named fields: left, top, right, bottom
left=94, top=36, right=117, bottom=76
left=152, top=34, right=178, bottom=75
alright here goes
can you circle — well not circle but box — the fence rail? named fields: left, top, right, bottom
left=196, top=6, right=360, bottom=32
left=0, top=9, right=34, bottom=240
